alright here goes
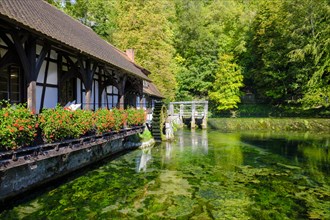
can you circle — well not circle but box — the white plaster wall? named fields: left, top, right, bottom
left=36, top=45, right=42, bottom=56
left=62, top=65, right=68, bottom=72
left=49, top=49, right=57, bottom=60
left=113, top=96, right=118, bottom=108
left=0, top=37, right=4, bottom=46
left=37, top=62, right=46, bottom=83
left=0, top=47, right=7, bottom=58
left=44, top=87, right=58, bottom=109
left=46, top=62, right=58, bottom=85
left=113, top=86, right=118, bottom=94
left=5, top=34, right=13, bottom=46
left=101, top=89, right=107, bottom=108
left=69, top=56, right=77, bottom=63
left=76, top=78, right=81, bottom=104
left=94, top=80, right=99, bottom=110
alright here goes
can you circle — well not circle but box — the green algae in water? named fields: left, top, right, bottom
left=1, top=130, right=329, bottom=219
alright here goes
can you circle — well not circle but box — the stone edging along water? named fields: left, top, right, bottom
left=208, top=118, right=330, bottom=132
left=0, top=126, right=155, bottom=201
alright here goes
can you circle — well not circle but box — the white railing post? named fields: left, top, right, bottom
left=191, top=102, right=196, bottom=129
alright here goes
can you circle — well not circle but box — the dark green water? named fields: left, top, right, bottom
left=1, top=129, right=329, bottom=219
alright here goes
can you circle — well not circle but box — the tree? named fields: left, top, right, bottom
left=174, top=0, right=219, bottom=100
left=209, top=54, right=243, bottom=111
left=113, top=0, right=177, bottom=101
left=244, top=0, right=330, bottom=109
left=46, top=0, right=118, bottom=42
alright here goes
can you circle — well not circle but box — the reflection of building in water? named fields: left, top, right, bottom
left=191, top=129, right=198, bottom=152
left=190, top=130, right=208, bottom=154
left=136, top=148, right=152, bottom=172
left=201, top=130, right=208, bottom=154
left=165, top=141, right=173, bottom=161
left=178, top=129, right=184, bottom=152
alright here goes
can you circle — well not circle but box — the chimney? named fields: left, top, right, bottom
left=125, top=49, right=135, bottom=62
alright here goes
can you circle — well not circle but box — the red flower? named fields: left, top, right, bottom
left=19, top=126, right=24, bottom=131
left=3, top=112, right=9, bottom=117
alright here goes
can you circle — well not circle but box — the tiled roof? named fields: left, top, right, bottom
left=144, top=83, right=164, bottom=99
left=0, top=0, right=150, bottom=81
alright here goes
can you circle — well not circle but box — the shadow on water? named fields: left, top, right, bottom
left=0, top=149, right=135, bottom=213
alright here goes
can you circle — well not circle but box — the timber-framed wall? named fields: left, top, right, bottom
left=0, top=20, right=144, bottom=112
left=0, top=0, right=153, bottom=113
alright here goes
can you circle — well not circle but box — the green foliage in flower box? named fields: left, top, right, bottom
left=94, top=108, right=116, bottom=133
left=38, top=105, right=76, bottom=142
left=126, top=108, right=146, bottom=127
left=71, top=109, right=95, bottom=137
left=0, top=102, right=37, bottom=150
left=111, top=108, right=127, bottom=131
left=0, top=104, right=146, bottom=148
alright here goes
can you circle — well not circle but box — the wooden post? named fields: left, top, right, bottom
left=27, top=81, right=36, bottom=114
left=179, top=104, right=184, bottom=126
left=79, top=58, right=97, bottom=110
left=202, top=101, right=208, bottom=129
left=191, top=102, right=196, bottom=129
left=85, top=89, right=92, bottom=110
left=117, top=74, right=127, bottom=109
left=169, top=103, right=174, bottom=115
left=140, top=95, right=145, bottom=110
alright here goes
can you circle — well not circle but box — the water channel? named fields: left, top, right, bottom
left=1, top=129, right=329, bottom=219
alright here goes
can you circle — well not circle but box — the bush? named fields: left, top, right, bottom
left=126, top=108, right=146, bottom=127
left=38, top=105, right=76, bottom=142
left=0, top=102, right=37, bottom=150
left=112, top=108, right=127, bottom=131
left=71, top=109, right=95, bottom=137
left=94, top=108, right=116, bottom=134
left=0, top=103, right=147, bottom=148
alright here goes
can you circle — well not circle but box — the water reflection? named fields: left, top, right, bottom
left=165, top=141, right=173, bottom=162
left=1, top=129, right=329, bottom=219
left=240, top=132, right=330, bottom=177
left=177, top=129, right=208, bottom=154
left=136, top=148, right=152, bottom=172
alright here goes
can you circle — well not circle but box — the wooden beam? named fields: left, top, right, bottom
left=35, top=43, right=50, bottom=79
left=0, top=32, right=13, bottom=47
left=117, top=74, right=127, bottom=109
left=0, top=49, right=18, bottom=70
left=11, top=34, right=30, bottom=80
left=39, top=52, right=51, bottom=112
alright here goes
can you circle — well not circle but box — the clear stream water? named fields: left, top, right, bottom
left=1, top=129, right=329, bottom=219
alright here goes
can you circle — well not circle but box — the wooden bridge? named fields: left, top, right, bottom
left=168, top=101, right=208, bottom=129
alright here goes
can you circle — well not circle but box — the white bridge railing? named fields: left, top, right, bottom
left=168, top=101, right=208, bottom=129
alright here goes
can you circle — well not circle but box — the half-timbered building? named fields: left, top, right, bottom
left=0, top=0, right=163, bottom=113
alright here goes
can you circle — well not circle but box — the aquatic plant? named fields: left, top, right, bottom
left=3, top=130, right=328, bottom=219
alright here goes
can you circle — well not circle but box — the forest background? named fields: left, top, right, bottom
left=47, top=0, right=329, bottom=117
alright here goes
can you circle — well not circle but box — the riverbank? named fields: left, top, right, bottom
left=208, top=118, right=330, bottom=132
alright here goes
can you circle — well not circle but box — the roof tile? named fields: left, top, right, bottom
left=0, top=0, right=150, bottom=81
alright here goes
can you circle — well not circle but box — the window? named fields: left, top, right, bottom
left=59, top=76, right=76, bottom=106
left=0, top=65, right=22, bottom=103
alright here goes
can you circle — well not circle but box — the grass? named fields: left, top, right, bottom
left=208, top=118, right=330, bottom=132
